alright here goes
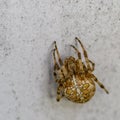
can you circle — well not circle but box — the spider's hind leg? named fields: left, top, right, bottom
left=92, top=75, right=109, bottom=94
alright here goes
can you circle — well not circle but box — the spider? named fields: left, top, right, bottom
left=52, top=37, right=109, bottom=103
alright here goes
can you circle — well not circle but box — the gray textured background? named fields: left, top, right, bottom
left=0, top=0, right=120, bottom=120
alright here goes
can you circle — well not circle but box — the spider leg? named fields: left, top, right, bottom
left=53, top=49, right=60, bottom=70
left=82, top=62, right=87, bottom=72
left=52, top=49, right=64, bottom=101
left=70, top=45, right=84, bottom=72
left=52, top=49, right=60, bottom=82
left=56, top=85, right=64, bottom=101
left=92, top=75, right=109, bottom=94
left=54, top=41, right=63, bottom=66
left=70, top=45, right=81, bottom=59
left=88, top=59, right=95, bottom=71
left=75, top=37, right=91, bottom=70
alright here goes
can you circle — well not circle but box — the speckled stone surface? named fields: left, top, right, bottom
left=0, top=0, right=120, bottom=120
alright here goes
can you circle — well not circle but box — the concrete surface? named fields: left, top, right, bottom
left=0, top=0, right=120, bottom=120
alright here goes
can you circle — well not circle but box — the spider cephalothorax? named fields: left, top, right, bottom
left=52, top=37, right=109, bottom=103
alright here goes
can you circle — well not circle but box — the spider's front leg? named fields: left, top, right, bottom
left=52, top=49, right=59, bottom=79
left=88, top=59, right=95, bottom=72
left=70, top=45, right=85, bottom=73
left=75, top=37, right=95, bottom=72
left=75, top=37, right=91, bottom=70
left=52, top=41, right=63, bottom=81
left=54, top=41, right=63, bottom=65
left=52, top=42, right=64, bottom=101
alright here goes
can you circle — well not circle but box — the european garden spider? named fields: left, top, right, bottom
left=53, top=37, right=109, bottom=103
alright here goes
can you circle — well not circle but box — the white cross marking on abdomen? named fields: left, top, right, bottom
left=73, top=75, right=81, bottom=95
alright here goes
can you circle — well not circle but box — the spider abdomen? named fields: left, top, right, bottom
left=63, top=75, right=96, bottom=103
